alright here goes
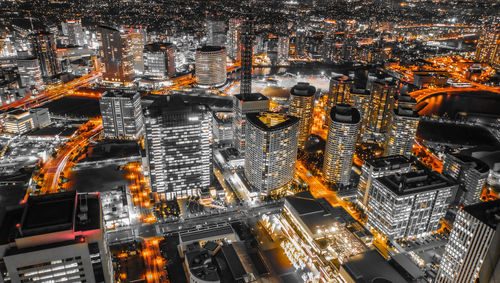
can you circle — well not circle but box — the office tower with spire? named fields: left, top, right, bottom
left=195, top=46, right=227, bottom=88
left=323, top=104, right=360, bottom=187
left=144, top=95, right=212, bottom=200
left=30, top=32, right=61, bottom=80
left=442, top=153, right=489, bottom=206
left=384, top=106, right=419, bottom=157
left=289, top=82, right=316, bottom=150
left=99, top=89, right=144, bottom=139
left=97, top=26, right=133, bottom=84
left=244, top=112, right=299, bottom=194
left=240, top=21, right=254, bottom=95
left=436, top=200, right=500, bottom=283
left=233, top=93, right=269, bottom=154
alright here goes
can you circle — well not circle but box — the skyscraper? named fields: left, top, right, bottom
left=97, top=26, right=133, bottom=85
left=125, top=26, right=146, bottom=75
left=326, top=76, right=353, bottom=127
left=195, top=46, right=227, bottom=88
left=143, top=43, right=176, bottom=79
left=205, top=19, right=226, bottom=47
left=99, top=89, right=144, bottom=139
left=30, top=32, right=61, bottom=79
left=351, top=88, right=371, bottom=138
left=0, top=191, right=112, bottom=283
left=232, top=93, right=269, bottom=154
left=475, top=24, right=500, bottom=67
left=144, top=95, right=212, bottom=200
left=323, top=104, right=360, bottom=187
left=289, top=82, right=316, bottom=150
left=277, top=35, right=289, bottom=65
left=62, top=19, right=86, bottom=46
left=367, top=80, right=396, bottom=135
left=357, top=155, right=412, bottom=208
left=384, top=106, right=419, bottom=157
left=226, top=18, right=241, bottom=60
left=244, top=112, right=299, bottom=194
left=436, top=200, right=500, bottom=283
left=17, top=56, right=43, bottom=90
left=442, top=153, right=489, bottom=206
left=367, top=161, right=457, bottom=239
left=240, top=21, right=254, bottom=95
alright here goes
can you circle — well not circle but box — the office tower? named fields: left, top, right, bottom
left=125, top=27, right=146, bottom=75
left=442, top=153, right=489, bottom=206
left=351, top=88, right=371, bottom=137
left=62, top=19, right=85, bottom=46
left=367, top=80, right=396, bottom=135
left=17, top=56, right=43, bottom=90
left=144, top=95, right=212, bottom=200
left=240, top=21, right=253, bottom=95
left=233, top=93, right=269, bottom=154
left=277, top=35, right=289, bottom=65
left=323, top=104, right=360, bottom=187
left=205, top=19, right=226, bottom=47
left=244, top=112, right=299, bottom=193
left=289, top=82, right=316, bottom=150
left=294, top=26, right=306, bottom=58
left=30, top=32, right=61, bottom=79
left=436, top=200, right=500, bottom=283
left=475, top=25, right=500, bottom=67
left=0, top=191, right=112, bottom=283
left=227, top=18, right=241, bottom=60
left=212, top=112, right=233, bottom=144
left=367, top=161, right=457, bottom=239
left=143, top=43, right=176, bottom=79
left=326, top=76, right=353, bottom=127
left=195, top=46, right=227, bottom=88
left=4, top=108, right=50, bottom=134
left=99, top=89, right=144, bottom=139
left=97, top=26, right=133, bottom=84
left=384, top=106, right=419, bottom=157
left=357, top=155, right=412, bottom=208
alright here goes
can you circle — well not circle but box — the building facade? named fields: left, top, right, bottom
left=475, top=25, right=500, bottom=67
left=326, top=76, right=353, bottom=125
left=145, top=95, right=212, bottom=200
left=244, top=112, right=299, bottom=193
left=205, top=19, right=226, bottom=47
left=384, top=106, right=419, bottom=157
left=195, top=46, right=227, bottom=88
left=30, top=32, right=61, bottom=79
left=97, top=26, right=134, bottom=85
left=240, top=21, right=253, bottom=95
left=367, top=80, right=396, bottom=135
left=99, top=89, right=144, bottom=139
left=17, top=56, right=43, bottom=90
left=232, top=93, right=269, bottom=154
left=289, top=82, right=316, bottom=150
left=143, top=43, right=176, bottom=79
left=436, top=200, right=500, bottom=283
left=323, top=104, right=360, bottom=187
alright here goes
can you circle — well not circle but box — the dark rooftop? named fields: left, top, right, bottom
left=341, top=250, right=408, bottom=283
left=463, top=199, right=500, bottom=230
left=234, top=92, right=268, bottom=102
left=449, top=153, right=490, bottom=174
left=197, top=45, right=225, bottom=52
left=219, top=245, right=247, bottom=281
left=290, top=82, right=316, bottom=97
left=144, top=42, right=175, bottom=53
left=180, top=225, right=235, bottom=243
left=364, top=155, right=412, bottom=170
left=101, top=89, right=139, bottom=99
left=330, top=104, right=361, bottom=124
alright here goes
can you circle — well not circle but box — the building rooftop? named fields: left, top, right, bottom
left=394, top=107, right=419, bottom=118
left=341, top=250, right=408, bottom=283
left=197, top=45, right=225, bottom=52
left=377, top=161, right=456, bottom=196
left=101, top=89, right=139, bottom=99
left=219, top=245, right=247, bottom=281
left=449, top=153, right=490, bottom=174
left=234, top=92, right=268, bottom=102
left=246, top=112, right=299, bottom=132
left=144, top=42, right=175, bottom=53
left=290, top=82, right=316, bottom=97
left=330, top=104, right=361, bottom=124
left=186, top=249, right=220, bottom=282
left=364, top=155, right=412, bottom=170
left=180, top=224, right=235, bottom=243
left=463, top=199, right=500, bottom=230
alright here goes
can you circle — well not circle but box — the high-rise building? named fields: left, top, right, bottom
left=323, top=104, right=360, bottom=187
left=17, top=56, right=43, bottom=90
left=0, top=191, right=113, bottom=283
left=475, top=25, right=500, bottom=67
left=351, top=88, right=371, bottom=138
left=357, top=155, right=412, bottom=208
left=144, top=95, right=212, bottom=200
left=436, top=200, right=500, bottom=283
left=277, top=35, right=289, bottom=65
left=125, top=27, right=146, bottom=75
left=226, top=18, right=241, bottom=60
left=195, top=46, right=227, bottom=88
left=205, top=19, right=227, bottom=47
left=367, top=80, right=396, bottom=135
left=384, top=106, right=419, bottom=157
left=244, top=112, right=299, bottom=194
left=367, top=161, right=457, bottom=239
left=99, top=89, right=144, bottom=139
left=30, top=32, right=61, bottom=79
left=62, top=19, right=86, bottom=46
left=232, top=93, right=269, bottom=154
left=240, top=21, right=254, bottom=95
left=326, top=76, right=353, bottom=127
left=289, top=82, right=316, bottom=150
left=97, top=26, right=133, bottom=84
left=143, top=43, right=176, bottom=79
left=442, top=153, right=489, bottom=206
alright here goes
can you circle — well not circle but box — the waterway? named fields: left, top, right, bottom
left=417, top=91, right=500, bottom=118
